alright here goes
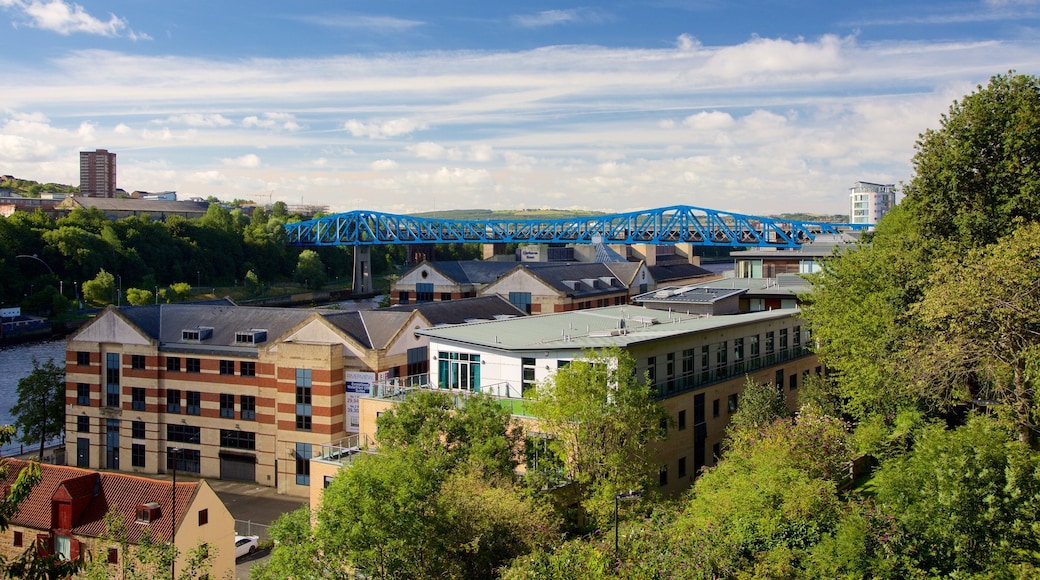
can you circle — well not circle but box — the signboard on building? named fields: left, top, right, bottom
left=345, top=371, right=375, bottom=431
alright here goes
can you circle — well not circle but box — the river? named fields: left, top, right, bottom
left=0, top=339, right=66, bottom=455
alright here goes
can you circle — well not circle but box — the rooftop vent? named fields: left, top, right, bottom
left=631, top=316, right=659, bottom=326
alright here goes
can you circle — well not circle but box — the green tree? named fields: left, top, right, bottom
left=10, top=358, right=65, bottom=461
left=125, top=287, right=154, bottom=306
left=727, top=376, right=789, bottom=434
left=169, top=282, right=192, bottom=302
left=530, top=347, right=668, bottom=527
left=293, top=249, right=327, bottom=290
left=81, top=509, right=221, bottom=580
left=82, top=268, right=116, bottom=306
left=249, top=507, right=332, bottom=580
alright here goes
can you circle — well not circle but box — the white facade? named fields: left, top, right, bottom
left=849, top=181, right=896, bottom=225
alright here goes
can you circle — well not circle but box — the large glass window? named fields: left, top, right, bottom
left=220, top=430, right=256, bottom=450
left=166, top=357, right=181, bottom=372
left=131, top=355, right=146, bottom=370
left=105, top=353, right=120, bottom=407
left=765, top=331, right=775, bottom=354
left=780, top=328, right=788, bottom=350
left=186, top=391, right=201, bottom=415
left=186, top=358, right=201, bottom=373
left=508, top=292, right=532, bottom=314
left=416, top=283, right=434, bottom=303
left=168, top=447, right=200, bottom=473
left=436, top=351, right=481, bottom=391
left=77, top=416, right=89, bottom=433
left=750, top=334, right=760, bottom=357
left=77, top=383, right=90, bottom=406
left=240, top=395, right=256, bottom=420
left=219, top=360, right=234, bottom=375
left=296, top=369, right=312, bottom=431
left=167, top=424, right=200, bottom=444
left=132, top=444, right=145, bottom=468
left=406, top=347, right=428, bottom=377
left=220, top=394, right=235, bottom=418
left=131, top=387, right=145, bottom=411
left=132, top=421, right=145, bottom=439
left=76, top=351, right=90, bottom=366
left=793, top=325, right=801, bottom=347
left=295, top=442, right=311, bottom=485
left=167, top=389, right=181, bottom=413
left=240, top=361, right=256, bottom=377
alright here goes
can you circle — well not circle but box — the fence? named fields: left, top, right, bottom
left=235, top=519, right=271, bottom=543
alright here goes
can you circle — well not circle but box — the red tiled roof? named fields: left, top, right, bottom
left=2, top=460, right=199, bottom=544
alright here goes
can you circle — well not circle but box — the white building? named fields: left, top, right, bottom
left=849, top=181, right=896, bottom=225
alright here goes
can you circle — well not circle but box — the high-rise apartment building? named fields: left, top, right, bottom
left=79, top=149, right=117, bottom=197
left=848, top=181, right=896, bottom=225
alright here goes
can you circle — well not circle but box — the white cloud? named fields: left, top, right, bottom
left=242, top=113, right=301, bottom=131
left=294, top=13, right=424, bottom=32
left=223, top=154, right=261, bottom=168
left=163, top=113, right=234, bottom=128
left=370, top=159, right=398, bottom=171
left=511, top=8, right=608, bottom=28
left=345, top=118, right=427, bottom=139
left=702, top=34, right=849, bottom=80
left=0, top=0, right=147, bottom=38
left=681, top=111, right=736, bottom=131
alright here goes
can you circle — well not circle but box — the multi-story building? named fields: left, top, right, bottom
left=0, top=460, right=235, bottom=578
left=64, top=298, right=525, bottom=497
left=849, top=181, right=896, bottom=225
left=350, top=305, right=819, bottom=497
left=79, top=149, right=117, bottom=198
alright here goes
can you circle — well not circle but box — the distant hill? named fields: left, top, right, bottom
left=410, top=209, right=608, bottom=220
left=0, top=176, right=77, bottom=197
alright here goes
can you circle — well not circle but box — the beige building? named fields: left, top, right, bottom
left=0, top=460, right=234, bottom=578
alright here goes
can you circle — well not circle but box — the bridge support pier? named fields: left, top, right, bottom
left=352, top=246, right=372, bottom=294
left=482, top=243, right=508, bottom=260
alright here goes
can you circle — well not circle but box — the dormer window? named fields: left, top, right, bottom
left=135, top=502, right=162, bottom=524
left=235, top=330, right=267, bottom=344
left=181, top=327, right=213, bottom=342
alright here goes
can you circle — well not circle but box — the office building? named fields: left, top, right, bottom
left=79, top=149, right=117, bottom=198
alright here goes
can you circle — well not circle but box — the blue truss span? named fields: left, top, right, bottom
left=285, top=205, right=872, bottom=248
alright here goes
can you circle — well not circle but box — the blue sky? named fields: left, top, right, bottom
left=2, top=1, right=1039, bottom=216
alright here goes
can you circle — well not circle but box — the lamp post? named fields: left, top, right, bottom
left=170, top=447, right=181, bottom=579
left=614, top=490, right=642, bottom=561
left=116, top=275, right=122, bottom=307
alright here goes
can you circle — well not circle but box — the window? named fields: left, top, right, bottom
left=107, top=548, right=118, bottom=564
left=647, top=356, right=656, bottom=385
left=659, top=466, right=668, bottom=487
left=220, top=429, right=256, bottom=450
left=186, top=391, right=201, bottom=415
left=398, top=291, right=409, bottom=304
left=700, top=345, right=709, bottom=381
left=131, top=387, right=145, bottom=411
left=166, top=357, right=181, bottom=372
left=440, top=292, right=452, bottom=301
left=219, top=360, right=234, bottom=375
left=77, top=416, right=90, bottom=433
left=168, top=447, right=200, bottom=473
left=776, top=369, right=785, bottom=391
left=678, top=410, right=687, bottom=430
left=167, top=389, right=181, bottom=413
left=295, top=442, right=311, bottom=485
left=713, top=442, right=721, bottom=460
left=727, top=393, right=739, bottom=413
left=240, top=396, right=256, bottom=421
left=131, top=355, right=146, bottom=370
left=790, top=373, right=798, bottom=390
left=416, top=283, right=434, bottom=303
left=665, top=353, right=675, bottom=393
left=55, top=535, right=70, bottom=561
left=713, top=398, right=720, bottom=418
left=765, top=331, right=775, bottom=354
left=437, top=351, right=481, bottom=391
left=522, top=357, right=536, bottom=398
left=186, top=358, right=201, bottom=373
left=167, top=424, right=200, bottom=444
left=296, top=369, right=313, bottom=431
left=678, top=456, right=687, bottom=478
left=77, top=383, right=90, bottom=406
left=734, top=338, right=744, bottom=362
left=682, top=348, right=694, bottom=377
left=77, top=351, right=90, bottom=366
left=220, top=394, right=235, bottom=418
left=240, top=361, right=256, bottom=377
left=508, top=292, right=532, bottom=314
left=132, top=421, right=145, bottom=439
left=406, top=347, right=427, bottom=377
left=13, top=531, right=22, bottom=547
left=198, top=509, right=208, bottom=526
left=715, top=341, right=727, bottom=372
left=750, top=334, right=760, bottom=357
left=106, top=353, right=120, bottom=407
left=131, top=444, right=145, bottom=467
left=780, top=328, right=788, bottom=350
left=793, top=325, right=801, bottom=347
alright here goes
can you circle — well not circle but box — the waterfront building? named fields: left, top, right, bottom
left=79, top=149, right=117, bottom=198
left=849, top=181, right=896, bottom=225
left=64, top=298, right=524, bottom=497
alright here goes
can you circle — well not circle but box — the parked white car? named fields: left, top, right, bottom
left=235, top=535, right=260, bottom=559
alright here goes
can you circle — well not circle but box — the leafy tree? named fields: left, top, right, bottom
left=11, top=358, right=65, bottom=461
left=82, top=268, right=116, bottom=306
left=294, top=249, right=327, bottom=290
left=375, top=390, right=523, bottom=478
left=727, top=376, right=789, bottom=434
left=529, top=347, right=668, bottom=527
left=169, top=282, right=192, bottom=302
left=81, top=509, right=221, bottom=580
left=243, top=270, right=262, bottom=296
left=125, top=287, right=154, bottom=306
left=249, top=507, right=333, bottom=580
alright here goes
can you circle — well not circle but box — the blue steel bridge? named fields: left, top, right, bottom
left=285, top=205, right=870, bottom=293
left=285, top=205, right=869, bottom=249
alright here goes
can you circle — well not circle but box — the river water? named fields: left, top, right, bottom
left=0, top=339, right=66, bottom=455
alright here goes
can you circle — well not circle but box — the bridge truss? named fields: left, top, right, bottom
left=285, top=205, right=871, bottom=249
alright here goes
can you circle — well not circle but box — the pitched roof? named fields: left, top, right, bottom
left=2, top=460, right=199, bottom=544
left=420, top=261, right=517, bottom=285
left=646, top=262, right=716, bottom=283
left=514, top=262, right=629, bottom=297
left=383, top=295, right=527, bottom=324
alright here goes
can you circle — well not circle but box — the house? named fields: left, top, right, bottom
left=633, top=273, right=810, bottom=314
left=0, top=460, right=234, bottom=578
left=348, top=305, right=819, bottom=497
left=65, top=297, right=527, bottom=497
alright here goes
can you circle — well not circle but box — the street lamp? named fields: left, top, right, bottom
left=614, top=490, right=642, bottom=561
left=116, top=275, right=122, bottom=307
left=170, top=447, right=181, bottom=579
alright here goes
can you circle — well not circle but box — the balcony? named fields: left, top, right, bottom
left=654, top=345, right=814, bottom=399
left=367, top=375, right=536, bottom=417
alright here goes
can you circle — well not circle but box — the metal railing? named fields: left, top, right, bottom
left=366, top=375, right=537, bottom=417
